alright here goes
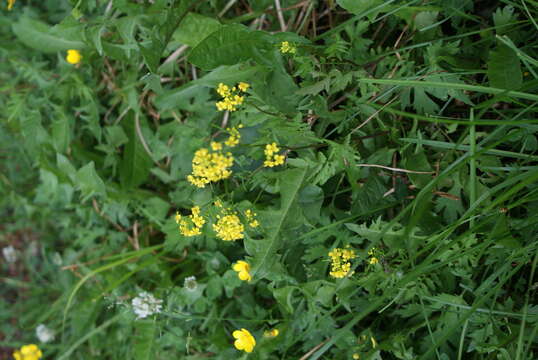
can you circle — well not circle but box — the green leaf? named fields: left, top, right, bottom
left=487, top=44, right=522, bottom=90
left=337, top=0, right=383, bottom=16
left=76, top=161, right=106, bottom=199
left=12, top=16, right=85, bottom=53
left=252, top=68, right=299, bottom=115
left=188, top=24, right=273, bottom=70
left=402, top=150, right=433, bottom=188
left=51, top=112, right=70, bottom=154
left=173, top=12, right=222, bottom=47
left=245, top=167, right=307, bottom=280
left=119, top=113, right=153, bottom=189
left=56, top=153, right=77, bottom=183
left=133, top=319, right=156, bottom=360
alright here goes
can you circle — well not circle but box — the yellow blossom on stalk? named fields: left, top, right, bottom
left=232, top=260, right=252, bottom=281
left=353, top=354, right=360, bottom=360
left=224, top=126, right=242, bottom=147
left=7, top=0, right=15, bottom=11
left=280, top=41, right=296, bottom=54
left=215, top=83, right=249, bottom=112
left=264, top=328, right=279, bottom=338
left=13, top=344, right=42, bottom=360
left=210, top=141, right=223, bottom=151
left=187, top=148, right=234, bottom=188
left=214, top=213, right=244, bottom=241
left=175, top=207, right=205, bottom=237
left=367, top=247, right=380, bottom=265
left=263, top=142, right=285, bottom=167
left=233, top=328, right=256, bottom=353
left=66, top=49, right=82, bottom=65
left=245, top=209, right=260, bottom=228
left=328, top=246, right=356, bottom=278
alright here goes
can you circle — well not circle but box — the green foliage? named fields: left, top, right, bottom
left=2, top=0, right=538, bottom=359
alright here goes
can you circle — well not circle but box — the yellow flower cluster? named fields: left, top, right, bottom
left=66, top=49, right=82, bottom=65
left=187, top=126, right=243, bottom=188
left=175, top=206, right=205, bottom=237
left=368, top=247, right=379, bottom=265
left=213, top=212, right=245, bottom=241
left=232, top=260, right=252, bottom=281
left=215, top=82, right=249, bottom=112
left=13, top=344, right=42, bottom=360
left=280, top=41, right=297, bottom=54
left=187, top=148, right=234, bottom=188
left=233, top=328, right=256, bottom=353
left=224, top=125, right=242, bottom=147
left=328, top=246, right=356, bottom=278
left=263, top=142, right=285, bottom=167
left=245, top=209, right=259, bottom=228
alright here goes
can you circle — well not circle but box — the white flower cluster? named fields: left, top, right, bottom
left=131, top=291, right=163, bottom=319
left=2, top=245, right=17, bottom=263
left=36, top=324, right=55, bottom=343
left=184, top=276, right=198, bottom=291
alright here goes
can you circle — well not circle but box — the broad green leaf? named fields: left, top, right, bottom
left=188, top=24, right=273, bottom=70
left=173, top=12, right=222, bottom=47
left=133, top=319, right=156, bottom=360
left=245, top=167, right=307, bottom=280
left=402, top=150, right=433, bottom=188
left=12, top=16, right=85, bottom=53
left=252, top=68, right=299, bottom=115
left=487, top=44, right=522, bottom=90
left=56, top=153, right=77, bottom=183
left=51, top=112, right=70, bottom=154
left=76, top=162, right=106, bottom=199
left=119, top=113, right=153, bottom=189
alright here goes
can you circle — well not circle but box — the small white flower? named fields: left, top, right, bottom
left=184, top=276, right=198, bottom=291
left=36, top=324, right=55, bottom=343
left=131, top=291, right=163, bottom=319
left=52, top=252, right=63, bottom=266
left=2, top=245, right=17, bottom=264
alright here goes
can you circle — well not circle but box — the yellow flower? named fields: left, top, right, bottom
left=353, top=354, right=360, bottom=360
left=263, top=143, right=285, bottom=167
left=369, top=257, right=379, bottom=265
left=263, top=328, right=279, bottom=338
left=13, top=344, right=42, bottom=360
left=217, top=83, right=231, bottom=98
left=210, top=141, right=223, bottom=151
left=245, top=209, right=259, bottom=228
left=7, top=0, right=15, bottom=10
left=328, top=246, right=356, bottom=278
left=233, top=328, right=256, bottom=353
left=213, top=214, right=244, bottom=241
left=264, top=142, right=279, bottom=156
left=176, top=206, right=206, bottom=237
left=215, top=83, right=248, bottom=112
left=187, top=147, right=234, bottom=188
left=66, top=49, right=82, bottom=65
left=224, top=126, right=241, bottom=147
left=280, top=41, right=296, bottom=54
left=232, top=260, right=252, bottom=281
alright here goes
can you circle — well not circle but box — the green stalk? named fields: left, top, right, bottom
left=469, top=109, right=477, bottom=228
